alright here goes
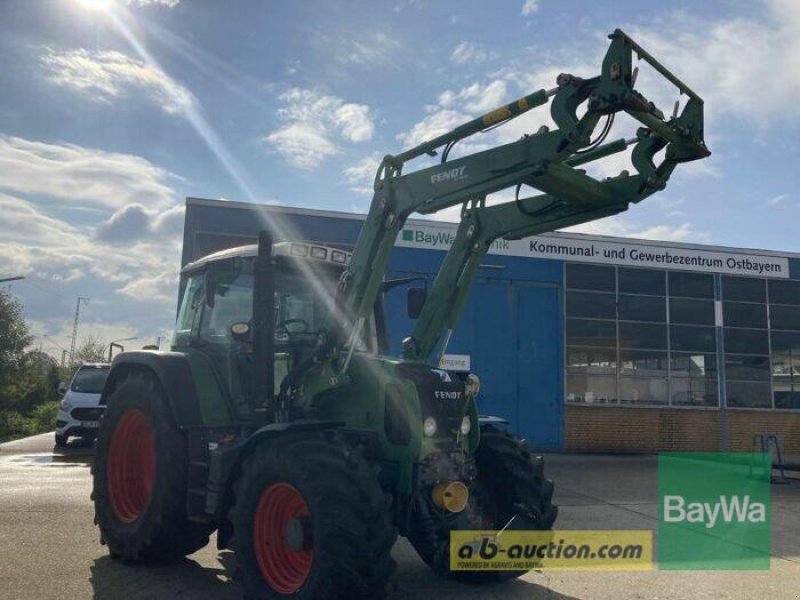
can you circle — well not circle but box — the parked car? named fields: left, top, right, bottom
left=55, top=363, right=111, bottom=447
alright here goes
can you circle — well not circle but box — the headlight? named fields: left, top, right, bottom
left=460, top=416, right=472, bottom=435
left=423, top=417, right=438, bottom=437
left=60, top=399, right=72, bottom=412
left=465, top=373, right=480, bottom=397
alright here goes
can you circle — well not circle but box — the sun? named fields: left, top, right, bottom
left=75, top=0, right=114, bottom=11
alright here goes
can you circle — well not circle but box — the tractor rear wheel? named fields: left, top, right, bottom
left=230, top=433, right=397, bottom=599
left=92, top=371, right=212, bottom=562
left=409, top=426, right=557, bottom=583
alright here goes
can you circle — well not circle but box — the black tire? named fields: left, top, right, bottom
left=54, top=433, right=68, bottom=447
left=409, top=426, right=557, bottom=583
left=92, top=371, right=212, bottom=562
left=230, top=433, right=397, bottom=599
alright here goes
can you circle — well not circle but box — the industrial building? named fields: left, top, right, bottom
left=182, top=197, right=800, bottom=454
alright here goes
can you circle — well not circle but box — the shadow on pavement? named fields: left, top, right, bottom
left=90, top=553, right=240, bottom=599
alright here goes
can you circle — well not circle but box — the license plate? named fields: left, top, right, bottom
left=81, top=421, right=100, bottom=429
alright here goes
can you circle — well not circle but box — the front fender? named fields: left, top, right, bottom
left=101, top=351, right=205, bottom=429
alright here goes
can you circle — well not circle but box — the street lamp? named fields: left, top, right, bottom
left=108, top=337, right=137, bottom=361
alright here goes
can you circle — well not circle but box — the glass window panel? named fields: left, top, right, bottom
left=670, top=325, right=717, bottom=353
left=671, top=378, right=719, bottom=407
left=724, top=328, right=769, bottom=355
left=775, top=389, right=800, bottom=410
left=619, top=377, right=668, bottom=405
left=768, top=279, right=800, bottom=306
left=566, top=374, right=616, bottom=404
left=670, top=352, right=718, bottom=379
left=619, top=349, right=667, bottom=376
left=725, top=355, right=771, bottom=382
left=669, top=271, right=714, bottom=298
left=619, top=321, right=667, bottom=349
left=566, top=347, right=616, bottom=374
left=770, top=305, right=800, bottom=331
left=618, top=268, right=665, bottom=295
left=771, top=350, right=800, bottom=380
left=565, top=263, right=615, bottom=292
left=618, top=295, right=666, bottom=322
left=670, top=297, right=715, bottom=326
left=723, top=302, right=767, bottom=329
left=566, top=291, right=616, bottom=320
left=726, top=381, right=772, bottom=408
left=722, top=276, right=766, bottom=303
left=566, top=318, right=617, bottom=347
left=771, top=331, right=800, bottom=353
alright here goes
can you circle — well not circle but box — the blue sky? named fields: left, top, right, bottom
left=0, top=0, right=797, bottom=356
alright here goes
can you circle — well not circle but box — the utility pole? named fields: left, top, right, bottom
left=69, top=296, right=90, bottom=366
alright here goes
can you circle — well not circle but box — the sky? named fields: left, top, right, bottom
left=0, top=0, right=798, bottom=358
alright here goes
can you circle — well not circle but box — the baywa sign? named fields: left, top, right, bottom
left=658, top=453, right=771, bottom=570
left=398, top=224, right=790, bottom=278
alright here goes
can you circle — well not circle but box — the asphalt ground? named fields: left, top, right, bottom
left=2, top=432, right=800, bottom=599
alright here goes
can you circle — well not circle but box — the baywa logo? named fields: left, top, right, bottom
left=430, top=165, right=468, bottom=184
left=658, top=453, right=771, bottom=570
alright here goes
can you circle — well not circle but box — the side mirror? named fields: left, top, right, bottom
left=407, top=287, right=427, bottom=319
left=57, top=382, right=67, bottom=396
left=204, top=270, right=217, bottom=308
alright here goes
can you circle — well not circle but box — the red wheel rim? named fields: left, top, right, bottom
left=254, top=482, right=313, bottom=594
left=106, top=409, right=155, bottom=523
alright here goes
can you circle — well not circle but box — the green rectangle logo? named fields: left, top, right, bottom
left=402, top=229, right=414, bottom=241
left=658, top=452, right=771, bottom=570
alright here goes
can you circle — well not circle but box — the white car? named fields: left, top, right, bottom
left=55, top=363, right=111, bottom=447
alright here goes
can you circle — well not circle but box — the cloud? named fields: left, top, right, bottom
left=521, top=0, right=539, bottom=16
left=450, top=41, right=495, bottom=65
left=125, top=0, right=181, bottom=6
left=334, top=32, right=401, bottom=67
left=42, top=48, right=195, bottom=114
left=396, top=80, right=507, bottom=148
left=265, top=88, right=375, bottom=169
left=343, top=153, right=383, bottom=196
left=439, top=80, right=507, bottom=113
left=95, top=203, right=184, bottom=243
left=0, top=135, right=178, bottom=210
left=565, top=217, right=710, bottom=244
left=767, top=193, right=789, bottom=206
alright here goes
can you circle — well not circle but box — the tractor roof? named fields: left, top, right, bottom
left=181, top=241, right=352, bottom=274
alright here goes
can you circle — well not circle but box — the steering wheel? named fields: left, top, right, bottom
left=275, top=318, right=310, bottom=336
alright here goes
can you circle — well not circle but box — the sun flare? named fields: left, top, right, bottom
left=75, top=0, right=114, bottom=12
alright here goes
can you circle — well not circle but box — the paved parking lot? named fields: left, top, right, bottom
left=2, top=433, right=800, bottom=599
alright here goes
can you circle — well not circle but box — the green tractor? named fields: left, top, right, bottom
left=92, top=30, right=709, bottom=598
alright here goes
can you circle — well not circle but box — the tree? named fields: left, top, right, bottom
left=0, top=290, right=33, bottom=392
left=72, top=336, right=107, bottom=365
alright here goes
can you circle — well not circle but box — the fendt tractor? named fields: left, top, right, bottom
left=92, top=30, right=709, bottom=598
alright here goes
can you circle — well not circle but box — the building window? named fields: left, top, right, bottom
left=722, top=275, right=772, bottom=409
left=565, top=264, right=800, bottom=410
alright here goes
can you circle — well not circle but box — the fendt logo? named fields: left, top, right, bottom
left=434, top=390, right=462, bottom=400
left=430, top=165, right=467, bottom=184
left=663, top=495, right=767, bottom=529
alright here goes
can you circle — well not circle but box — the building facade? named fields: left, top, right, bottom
left=183, top=198, right=800, bottom=453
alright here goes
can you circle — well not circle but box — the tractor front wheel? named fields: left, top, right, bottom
left=92, top=372, right=212, bottom=562
left=230, top=433, right=397, bottom=599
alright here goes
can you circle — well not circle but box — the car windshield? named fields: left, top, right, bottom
left=70, top=367, right=110, bottom=394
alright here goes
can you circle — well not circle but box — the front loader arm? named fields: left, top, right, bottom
left=329, top=29, right=709, bottom=374
left=403, top=128, right=680, bottom=361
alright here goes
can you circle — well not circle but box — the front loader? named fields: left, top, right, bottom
left=92, top=30, right=709, bottom=599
